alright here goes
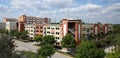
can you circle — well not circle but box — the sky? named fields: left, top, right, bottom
left=0, top=0, right=120, bottom=24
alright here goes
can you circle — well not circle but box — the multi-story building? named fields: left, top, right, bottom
left=4, top=18, right=17, bottom=23
left=6, top=22, right=17, bottom=31
left=3, top=18, right=17, bottom=31
left=81, top=24, right=112, bottom=36
left=61, top=19, right=82, bottom=44
left=25, top=23, right=47, bottom=39
left=25, top=24, right=36, bottom=40
left=60, top=19, right=113, bottom=44
left=18, top=15, right=51, bottom=32
left=0, top=22, right=6, bottom=30
left=43, top=23, right=62, bottom=46
left=35, top=24, right=47, bottom=36
left=81, top=24, right=94, bottom=38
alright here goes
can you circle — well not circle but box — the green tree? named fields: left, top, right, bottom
left=10, top=30, right=17, bottom=37
left=61, top=33, right=76, bottom=54
left=20, top=31, right=28, bottom=40
left=42, top=35, right=55, bottom=45
left=75, top=40, right=105, bottom=58
left=34, top=35, right=42, bottom=45
left=61, top=33, right=76, bottom=51
left=37, top=44, right=55, bottom=58
left=14, top=31, right=21, bottom=40
left=114, top=33, right=120, bottom=51
left=113, top=24, right=120, bottom=51
left=106, top=51, right=120, bottom=58
left=0, top=34, right=21, bottom=58
left=113, top=24, right=120, bottom=34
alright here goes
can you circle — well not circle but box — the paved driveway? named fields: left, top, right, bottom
left=15, top=40, right=73, bottom=58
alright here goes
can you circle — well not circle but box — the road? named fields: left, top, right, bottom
left=15, top=40, right=73, bottom=58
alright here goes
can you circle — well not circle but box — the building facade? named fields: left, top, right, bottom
left=0, top=22, right=6, bottom=30
left=6, top=22, right=17, bottom=31
left=4, top=18, right=17, bottom=23
left=43, top=23, right=62, bottom=46
left=3, top=18, right=17, bottom=31
left=18, top=15, right=51, bottom=32
left=1, top=15, right=113, bottom=46
left=61, top=19, right=82, bottom=44
left=25, top=24, right=36, bottom=40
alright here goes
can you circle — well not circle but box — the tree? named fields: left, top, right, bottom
left=75, top=40, right=105, bottom=58
left=20, top=31, right=29, bottom=40
left=0, top=30, right=9, bottom=34
left=37, top=44, right=55, bottom=58
left=61, top=33, right=76, bottom=48
left=61, top=33, right=76, bottom=50
left=0, top=34, right=21, bottom=58
left=10, top=30, right=17, bottom=37
left=114, top=33, right=120, bottom=51
left=42, top=35, right=55, bottom=45
left=14, top=31, right=22, bottom=40
left=34, top=35, right=42, bottom=45
left=106, top=51, right=120, bottom=58
left=113, top=24, right=120, bottom=34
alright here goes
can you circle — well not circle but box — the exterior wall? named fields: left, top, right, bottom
left=35, top=24, right=47, bottom=36
left=6, top=22, right=17, bottom=31
left=81, top=24, right=94, bottom=38
left=61, top=19, right=81, bottom=44
left=0, top=22, right=6, bottom=30
left=94, top=24, right=100, bottom=35
left=18, top=22, right=24, bottom=32
left=4, top=18, right=17, bottom=23
left=61, top=19, right=68, bottom=37
left=18, top=15, right=51, bottom=32
left=25, top=24, right=36, bottom=40
left=43, top=24, right=62, bottom=46
left=103, top=24, right=108, bottom=34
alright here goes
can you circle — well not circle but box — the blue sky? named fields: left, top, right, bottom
left=0, top=0, right=120, bottom=24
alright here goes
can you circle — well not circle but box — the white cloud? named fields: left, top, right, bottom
left=44, top=0, right=75, bottom=8
left=65, top=3, right=101, bottom=12
left=0, top=4, right=8, bottom=12
left=10, top=0, right=50, bottom=10
left=0, top=0, right=120, bottom=24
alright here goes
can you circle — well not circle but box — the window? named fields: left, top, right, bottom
left=56, top=32, right=59, bottom=35
left=56, top=37, right=59, bottom=40
left=40, top=27, right=43, bottom=29
left=83, top=28, right=85, bottom=31
left=51, top=28, right=54, bottom=29
left=51, top=32, right=54, bottom=34
left=47, top=27, right=50, bottom=29
left=56, top=42, right=60, bottom=46
left=101, top=28, right=102, bottom=30
left=31, top=30, right=33, bottom=32
left=47, top=31, right=50, bottom=34
left=56, top=28, right=59, bottom=30
left=90, top=28, right=93, bottom=30
left=44, top=27, right=46, bottom=30
left=86, top=28, right=89, bottom=32
left=31, top=33, right=33, bottom=35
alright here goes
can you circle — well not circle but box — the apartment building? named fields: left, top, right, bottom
left=35, top=24, right=47, bottom=36
left=61, top=19, right=82, bottom=44
left=6, top=22, right=17, bottom=31
left=18, top=15, right=51, bottom=32
left=25, top=24, right=36, bottom=40
left=0, top=22, right=6, bottom=30
left=43, top=23, right=62, bottom=46
left=4, top=18, right=17, bottom=23
left=3, top=18, right=17, bottom=31
left=81, top=24, right=94, bottom=38
left=81, top=24, right=113, bottom=39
